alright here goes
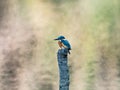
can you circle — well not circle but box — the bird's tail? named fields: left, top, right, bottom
left=68, top=48, right=71, bottom=54
left=68, top=51, right=70, bottom=54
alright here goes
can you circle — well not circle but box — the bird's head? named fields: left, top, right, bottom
left=54, top=35, right=65, bottom=40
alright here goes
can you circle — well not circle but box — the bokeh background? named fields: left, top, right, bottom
left=0, top=0, right=120, bottom=90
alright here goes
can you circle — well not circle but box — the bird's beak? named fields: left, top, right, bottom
left=54, top=38, right=59, bottom=40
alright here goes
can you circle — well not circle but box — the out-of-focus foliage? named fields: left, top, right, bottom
left=0, top=0, right=120, bottom=90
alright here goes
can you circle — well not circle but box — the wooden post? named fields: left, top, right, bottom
left=57, top=48, right=70, bottom=90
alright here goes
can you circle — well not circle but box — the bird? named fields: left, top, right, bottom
left=54, top=35, right=71, bottom=50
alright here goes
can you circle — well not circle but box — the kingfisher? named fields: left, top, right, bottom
left=54, top=35, right=72, bottom=51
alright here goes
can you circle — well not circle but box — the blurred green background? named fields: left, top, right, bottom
left=0, top=0, right=120, bottom=90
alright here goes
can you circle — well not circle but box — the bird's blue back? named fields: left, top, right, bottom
left=61, top=39, right=71, bottom=50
